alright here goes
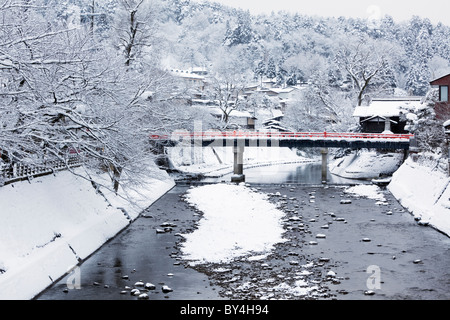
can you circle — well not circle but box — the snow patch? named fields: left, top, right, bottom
left=330, top=150, right=403, bottom=180
left=344, top=185, right=386, bottom=201
left=272, top=280, right=318, bottom=297
left=180, top=183, right=287, bottom=265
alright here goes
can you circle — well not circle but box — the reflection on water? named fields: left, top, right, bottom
left=207, top=163, right=369, bottom=185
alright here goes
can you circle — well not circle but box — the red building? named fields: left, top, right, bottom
left=430, top=74, right=450, bottom=120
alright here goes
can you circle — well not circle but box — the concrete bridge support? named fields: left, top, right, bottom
left=321, top=148, right=328, bottom=184
left=231, top=146, right=245, bottom=183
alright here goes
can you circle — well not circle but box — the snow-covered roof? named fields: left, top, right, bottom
left=269, top=87, right=297, bottom=94
left=204, top=107, right=254, bottom=118
left=170, top=69, right=205, bottom=80
left=271, top=109, right=283, bottom=118
left=353, top=98, right=423, bottom=118
left=360, top=116, right=398, bottom=124
left=229, top=109, right=254, bottom=118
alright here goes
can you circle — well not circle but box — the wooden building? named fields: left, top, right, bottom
left=430, top=74, right=450, bottom=120
left=353, top=97, right=423, bottom=134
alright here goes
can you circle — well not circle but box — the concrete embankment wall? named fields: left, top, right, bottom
left=0, top=168, right=175, bottom=300
left=388, top=155, right=450, bottom=237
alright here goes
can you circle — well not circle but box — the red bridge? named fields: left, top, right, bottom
left=150, top=131, right=414, bottom=149
left=150, top=131, right=414, bottom=183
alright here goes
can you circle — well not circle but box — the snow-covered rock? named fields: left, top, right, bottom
left=162, top=285, right=173, bottom=293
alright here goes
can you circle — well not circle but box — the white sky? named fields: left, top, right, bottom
left=195, top=0, right=450, bottom=25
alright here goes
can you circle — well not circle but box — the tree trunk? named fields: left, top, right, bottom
left=111, top=164, right=122, bottom=194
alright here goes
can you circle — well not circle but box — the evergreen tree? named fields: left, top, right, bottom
left=266, top=57, right=276, bottom=79
left=406, top=62, right=431, bottom=95
left=224, top=10, right=253, bottom=46
left=254, top=60, right=266, bottom=86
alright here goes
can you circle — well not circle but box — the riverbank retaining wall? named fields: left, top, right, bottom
left=388, top=155, right=450, bottom=237
left=0, top=168, right=175, bottom=300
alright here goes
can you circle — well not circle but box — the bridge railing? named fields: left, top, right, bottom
left=150, top=131, right=414, bottom=141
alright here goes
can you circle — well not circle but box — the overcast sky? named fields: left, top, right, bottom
left=195, top=0, right=450, bottom=25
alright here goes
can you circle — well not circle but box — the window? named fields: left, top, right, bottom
left=440, top=85, right=448, bottom=102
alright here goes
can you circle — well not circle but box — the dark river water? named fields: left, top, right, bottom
left=35, top=163, right=450, bottom=302
left=204, top=162, right=370, bottom=185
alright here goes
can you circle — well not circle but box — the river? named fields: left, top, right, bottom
left=203, top=162, right=371, bottom=185
left=35, top=163, right=450, bottom=301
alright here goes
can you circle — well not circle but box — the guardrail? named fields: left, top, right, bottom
left=0, top=155, right=82, bottom=186
left=150, top=131, right=415, bottom=140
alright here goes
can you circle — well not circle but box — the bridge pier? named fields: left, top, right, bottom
left=321, top=148, right=328, bottom=184
left=231, top=146, right=245, bottom=183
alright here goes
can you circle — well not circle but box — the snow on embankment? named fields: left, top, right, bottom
left=180, top=183, right=287, bottom=265
left=167, top=146, right=312, bottom=176
left=388, top=156, right=450, bottom=236
left=0, top=168, right=175, bottom=300
left=329, top=150, right=404, bottom=180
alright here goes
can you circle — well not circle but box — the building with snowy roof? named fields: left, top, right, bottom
left=353, top=97, right=423, bottom=134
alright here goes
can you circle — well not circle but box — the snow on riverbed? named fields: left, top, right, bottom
left=180, top=183, right=287, bottom=265
left=344, top=184, right=387, bottom=202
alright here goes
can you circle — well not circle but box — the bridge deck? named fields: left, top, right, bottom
left=151, top=132, right=414, bottom=150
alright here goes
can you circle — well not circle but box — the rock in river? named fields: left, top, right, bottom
left=138, top=293, right=149, bottom=300
left=145, top=283, right=156, bottom=290
left=162, top=285, right=173, bottom=293
left=130, top=289, right=141, bottom=296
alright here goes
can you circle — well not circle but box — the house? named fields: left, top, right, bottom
left=444, top=119, right=450, bottom=136
left=430, top=74, right=450, bottom=120
left=353, top=97, right=423, bottom=134
left=206, top=107, right=257, bottom=130
left=189, top=67, right=208, bottom=76
left=243, top=85, right=302, bottom=112
left=169, top=69, right=206, bottom=97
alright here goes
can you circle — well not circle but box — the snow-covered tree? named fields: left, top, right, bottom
left=265, top=57, right=276, bottom=80
left=254, top=60, right=266, bottom=86
left=403, top=89, right=446, bottom=153
left=112, top=0, right=162, bottom=67
left=0, top=0, right=174, bottom=195
left=205, top=46, right=253, bottom=128
left=334, top=36, right=396, bottom=106
left=405, top=62, right=432, bottom=96
left=223, top=10, right=253, bottom=46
